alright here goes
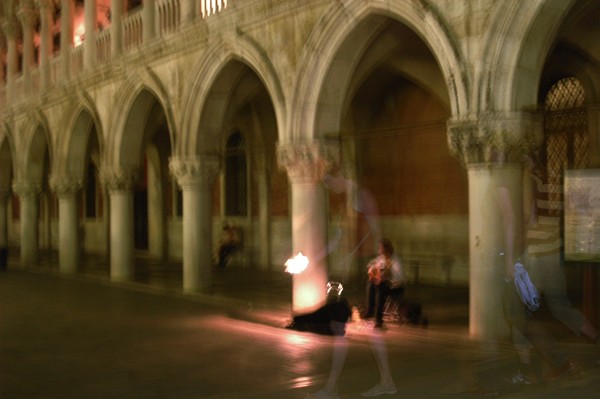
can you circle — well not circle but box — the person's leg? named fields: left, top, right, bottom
left=533, top=254, right=600, bottom=355
left=361, top=328, right=397, bottom=397
left=508, top=290, right=570, bottom=380
left=218, top=244, right=234, bottom=268
left=324, top=321, right=348, bottom=392
left=305, top=321, right=347, bottom=399
left=375, top=283, right=390, bottom=325
left=363, top=282, right=375, bottom=318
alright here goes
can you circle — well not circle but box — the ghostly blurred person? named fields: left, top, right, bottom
left=323, top=169, right=382, bottom=279
left=505, top=153, right=599, bottom=384
left=300, top=282, right=351, bottom=399
left=298, top=283, right=397, bottom=399
left=301, top=169, right=396, bottom=399
left=444, top=150, right=574, bottom=395
left=523, top=154, right=599, bottom=343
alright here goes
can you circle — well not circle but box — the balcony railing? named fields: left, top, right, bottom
left=158, top=0, right=181, bottom=36
left=124, top=8, right=144, bottom=52
left=201, top=0, right=228, bottom=18
left=0, top=0, right=230, bottom=106
left=97, top=28, right=112, bottom=65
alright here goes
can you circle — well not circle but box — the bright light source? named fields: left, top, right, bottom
left=74, top=23, right=85, bottom=47
left=285, top=252, right=309, bottom=275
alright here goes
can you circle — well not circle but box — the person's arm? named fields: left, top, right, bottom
left=523, top=172, right=538, bottom=228
left=390, top=257, right=404, bottom=285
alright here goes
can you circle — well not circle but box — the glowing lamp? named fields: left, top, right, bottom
left=285, top=252, right=309, bottom=275
left=74, top=23, right=85, bottom=47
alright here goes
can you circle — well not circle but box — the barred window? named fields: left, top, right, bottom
left=543, top=77, right=588, bottom=214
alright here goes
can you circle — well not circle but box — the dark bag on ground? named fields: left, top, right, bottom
left=398, top=301, right=428, bottom=326
left=287, top=299, right=351, bottom=336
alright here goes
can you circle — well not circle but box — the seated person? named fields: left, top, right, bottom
left=363, top=238, right=405, bottom=327
left=217, top=222, right=242, bottom=268
left=287, top=282, right=351, bottom=336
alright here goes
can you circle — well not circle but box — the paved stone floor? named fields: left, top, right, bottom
left=1, top=257, right=599, bottom=398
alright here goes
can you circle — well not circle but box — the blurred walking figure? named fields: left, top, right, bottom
left=497, top=152, right=590, bottom=385
left=443, top=150, right=573, bottom=396
left=323, top=169, right=382, bottom=279
left=301, top=280, right=398, bottom=399
left=302, top=282, right=351, bottom=399
left=302, top=169, right=397, bottom=399
left=507, top=153, right=600, bottom=383
left=524, top=154, right=599, bottom=342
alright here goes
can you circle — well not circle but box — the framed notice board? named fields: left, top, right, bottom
left=564, top=169, right=600, bottom=262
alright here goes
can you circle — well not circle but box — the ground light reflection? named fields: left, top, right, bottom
left=186, top=314, right=329, bottom=385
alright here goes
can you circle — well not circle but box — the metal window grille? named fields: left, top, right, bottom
left=543, top=77, right=588, bottom=215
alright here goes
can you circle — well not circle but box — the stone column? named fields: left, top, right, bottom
left=143, top=0, right=156, bottom=43
left=180, top=1, right=198, bottom=25
left=60, top=0, right=74, bottom=79
left=0, top=187, right=9, bottom=249
left=102, top=168, right=137, bottom=281
left=1, top=20, right=18, bottom=99
left=83, top=0, right=97, bottom=69
left=0, top=187, right=8, bottom=270
left=110, top=0, right=124, bottom=57
left=277, top=141, right=337, bottom=314
left=169, top=155, right=220, bottom=294
left=50, top=176, right=82, bottom=273
left=17, top=3, right=37, bottom=94
left=36, top=0, right=54, bottom=90
left=13, top=181, right=42, bottom=266
left=0, top=41, right=5, bottom=86
left=448, top=112, right=541, bottom=341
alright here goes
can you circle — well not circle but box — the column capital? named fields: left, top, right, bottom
left=1, top=20, right=20, bottom=39
left=49, top=175, right=83, bottom=197
left=447, top=111, right=543, bottom=165
left=35, top=0, right=55, bottom=10
left=12, top=180, right=42, bottom=198
left=277, top=140, right=339, bottom=184
left=169, top=155, right=221, bottom=188
left=17, top=5, right=38, bottom=29
left=100, top=167, right=138, bottom=191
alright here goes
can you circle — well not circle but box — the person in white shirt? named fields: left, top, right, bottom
left=363, top=238, right=405, bottom=328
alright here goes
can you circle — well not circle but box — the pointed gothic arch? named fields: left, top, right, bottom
left=179, top=35, right=285, bottom=157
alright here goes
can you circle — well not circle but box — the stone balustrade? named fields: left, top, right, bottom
left=0, top=0, right=230, bottom=107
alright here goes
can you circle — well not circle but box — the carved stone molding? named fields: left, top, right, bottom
left=49, top=175, right=83, bottom=197
left=447, top=112, right=543, bottom=165
left=12, top=180, right=42, bottom=199
left=100, top=167, right=139, bottom=191
left=277, top=140, right=340, bottom=184
left=169, top=155, right=221, bottom=188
